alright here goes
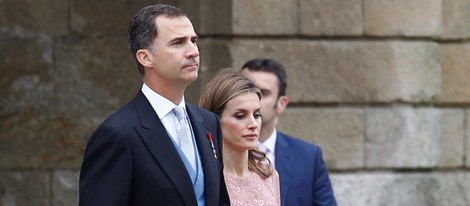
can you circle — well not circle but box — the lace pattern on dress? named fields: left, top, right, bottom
left=225, top=171, right=278, bottom=206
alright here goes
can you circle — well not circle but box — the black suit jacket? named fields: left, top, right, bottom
left=79, top=91, right=230, bottom=206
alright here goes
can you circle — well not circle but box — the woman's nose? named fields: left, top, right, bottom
left=247, top=117, right=259, bottom=130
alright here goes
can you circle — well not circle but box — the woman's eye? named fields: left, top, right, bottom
left=234, top=113, right=245, bottom=119
left=254, top=113, right=262, bottom=119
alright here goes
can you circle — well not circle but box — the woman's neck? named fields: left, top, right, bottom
left=223, top=145, right=250, bottom=177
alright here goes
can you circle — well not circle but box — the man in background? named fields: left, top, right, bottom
left=241, top=58, right=337, bottom=206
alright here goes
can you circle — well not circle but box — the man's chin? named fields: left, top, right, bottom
left=183, top=73, right=198, bottom=83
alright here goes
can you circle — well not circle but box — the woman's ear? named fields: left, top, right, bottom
left=136, top=49, right=154, bottom=68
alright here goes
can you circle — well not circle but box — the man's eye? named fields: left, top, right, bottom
left=173, top=41, right=183, bottom=45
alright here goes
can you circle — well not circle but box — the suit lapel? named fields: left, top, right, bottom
left=132, top=91, right=196, bottom=205
left=186, top=104, right=220, bottom=206
left=275, top=132, right=292, bottom=206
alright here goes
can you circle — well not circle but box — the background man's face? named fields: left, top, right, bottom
left=241, top=70, right=280, bottom=128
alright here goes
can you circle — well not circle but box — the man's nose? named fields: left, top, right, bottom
left=186, top=43, right=199, bottom=58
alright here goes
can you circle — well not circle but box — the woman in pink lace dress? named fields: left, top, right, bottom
left=200, top=68, right=281, bottom=206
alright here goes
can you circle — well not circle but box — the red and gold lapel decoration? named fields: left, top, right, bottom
left=207, top=133, right=217, bottom=160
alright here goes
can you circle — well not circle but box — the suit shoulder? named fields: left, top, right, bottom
left=98, top=99, right=140, bottom=129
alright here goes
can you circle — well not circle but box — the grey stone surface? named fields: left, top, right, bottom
left=299, top=0, right=363, bottom=36
left=439, top=109, right=465, bottom=167
left=0, top=171, right=51, bottom=206
left=231, top=0, right=297, bottom=35
left=0, top=113, right=91, bottom=169
left=0, top=31, right=55, bottom=115
left=331, top=172, right=470, bottom=206
left=70, top=0, right=160, bottom=37
left=277, top=108, right=364, bottom=169
left=54, top=37, right=141, bottom=108
left=222, top=39, right=441, bottom=103
left=196, top=0, right=232, bottom=35
left=52, top=171, right=79, bottom=206
left=437, top=172, right=470, bottom=205
left=467, top=110, right=470, bottom=168
left=365, top=107, right=465, bottom=168
left=364, top=0, right=442, bottom=36
left=438, top=42, right=470, bottom=103
left=442, top=0, right=470, bottom=39
left=0, top=0, right=68, bottom=37
left=1, top=35, right=140, bottom=169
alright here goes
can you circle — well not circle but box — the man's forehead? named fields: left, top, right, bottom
left=244, top=71, right=280, bottom=91
left=245, top=70, right=278, bottom=81
left=156, top=15, right=195, bottom=33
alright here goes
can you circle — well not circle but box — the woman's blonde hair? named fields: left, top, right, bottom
left=199, top=68, right=273, bottom=178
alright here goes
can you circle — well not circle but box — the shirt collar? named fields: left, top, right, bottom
left=141, top=83, right=186, bottom=119
left=259, top=129, right=277, bottom=153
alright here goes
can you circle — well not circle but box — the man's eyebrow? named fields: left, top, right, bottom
left=168, top=35, right=198, bottom=45
left=168, top=36, right=186, bottom=45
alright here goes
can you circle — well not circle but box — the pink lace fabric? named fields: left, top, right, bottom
left=224, top=170, right=281, bottom=206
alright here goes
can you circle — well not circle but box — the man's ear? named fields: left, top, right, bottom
left=276, top=96, right=289, bottom=114
left=136, top=49, right=154, bottom=68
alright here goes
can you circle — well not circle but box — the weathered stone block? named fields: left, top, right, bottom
left=0, top=34, right=74, bottom=169
left=467, top=110, right=470, bottom=168
left=0, top=171, right=50, bottom=205
left=230, top=0, right=297, bottom=35
left=0, top=112, right=95, bottom=169
left=0, top=33, right=55, bottom=114
left=439, top=109, right=465, bottom=167
left=299, top=0, right=363, bottom=36
left=221, top=39, right=440, bottom=103
left=0, top=36, right=140, bottom=169
left=364, top=0, right=442, bottom=37
left=70, top=0, right=162, bottom=37
left=0, top=0, right=68, bottom=36
left=54, top=37, right=141, bottom=107
left=441, top=0, right=470, bottom=39
left=365, top=107, right=464, bottom=168
left=196, top=0, right=233, bottom=35
left=437, top=172, right=470, bottom=205
left=277, top=108, right=364, bottom=169
left=438, top=43, right=470, bottom=103
left=52, top=171, right=79, bottom=206
left=331, top=172, right=470, bottom=206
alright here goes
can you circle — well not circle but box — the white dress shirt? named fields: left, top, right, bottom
left=141, top=83, right=186, bottom=145
left=258, top=129, right=277, bottom=167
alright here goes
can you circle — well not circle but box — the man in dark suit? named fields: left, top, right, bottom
left=241, top=58, right=337, bottom=206
left=79, top=4, right=230, bottom=206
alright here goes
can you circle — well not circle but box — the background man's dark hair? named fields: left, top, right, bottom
left=241, top=58, right=288, bottom=97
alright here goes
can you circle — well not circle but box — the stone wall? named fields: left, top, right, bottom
left=1, top=0, right=469, bottom=205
